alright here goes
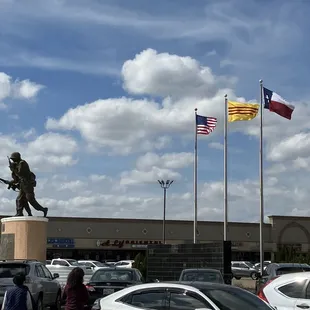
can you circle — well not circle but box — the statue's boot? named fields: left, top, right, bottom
left=43, top=207, right=48, bottom=217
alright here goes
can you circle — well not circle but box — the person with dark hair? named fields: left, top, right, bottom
left=62, top=267, right=89, bottom=310
left=1, top=272, right=33, bottom=310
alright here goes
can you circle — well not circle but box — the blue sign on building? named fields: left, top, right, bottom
left=47, top=238, right=75, bottom=248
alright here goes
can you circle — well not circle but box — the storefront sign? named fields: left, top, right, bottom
left=96, top=239, right=162, bottom=249
left=47, top=238, right=75, bottom=248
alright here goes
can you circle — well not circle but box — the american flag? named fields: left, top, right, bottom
left=196, top=114, right=217, bottom=135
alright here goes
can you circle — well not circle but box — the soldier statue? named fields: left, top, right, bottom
left=8, top=152, right=48, bottom=217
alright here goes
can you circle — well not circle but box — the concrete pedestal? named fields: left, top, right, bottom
left=0, top=216, right=48, bottom=261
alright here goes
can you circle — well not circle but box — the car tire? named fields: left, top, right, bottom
left=234, top=276, right=241, bottom=280
left=51, top=292, right=61, bottom=310
left=251, top=272, right=258, bottom=280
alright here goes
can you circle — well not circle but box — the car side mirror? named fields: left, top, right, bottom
left=53, top=273, right=60, bottom=279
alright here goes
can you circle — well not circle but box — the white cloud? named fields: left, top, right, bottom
left=0, top=73, right=11, bottom=101
left=89, top=174, right=110, bottom=182
left=45, top=49, right=239, bottom=154
left=209, top=142, right=224, bottom=150
left=0, top=72, right=44, bottom=104
left=122, top=48, right=223, bottom=98
left=12, top=79, right=44, bottom=99
left=268, top=133, right=310, bottom=162
left=120, top=167, right=181, bottom=186
left=0, top=132, right=79, bottom=174
left=136, top=152, right=193, bottom=171
left=120, top=151, right=193, bottom=186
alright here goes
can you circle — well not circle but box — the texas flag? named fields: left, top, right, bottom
left=263, top=87, right=295, bottom=120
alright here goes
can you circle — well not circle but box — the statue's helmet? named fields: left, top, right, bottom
left=10, top=152, right=21, bottom=161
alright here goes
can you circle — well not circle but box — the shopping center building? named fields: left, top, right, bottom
left=0, top=215, right=308, bottom=262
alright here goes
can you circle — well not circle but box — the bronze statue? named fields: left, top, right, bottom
left=8, top=152, right=48, bottom=217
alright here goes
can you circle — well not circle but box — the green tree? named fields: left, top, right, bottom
left=133, top=252, right=146, bottom=278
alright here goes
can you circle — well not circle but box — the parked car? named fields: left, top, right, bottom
left=91, top=281, right=274, bottom=310
left=78, top=260, right=109, bottom=271
left=179, top=268, right=224, bottom=284
left=103, top=260, right=117, bottom=267
left=85, top=267, right=144, bottom=304
left=114, top=260, right=135, bottom=268
left=231, top=261, right=258, bottom=280
left=255, top=262, right=310, bottom=293
left=257, top=271, right=310, bottom=309
left=46, top=258, right=93, bottom=274
left=254, top=261, right=271, bottom=271
left=0, top=260, right=62, bottom=309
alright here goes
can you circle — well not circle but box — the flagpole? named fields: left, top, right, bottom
left=194, top=108, right=198, bottom=244
left=259, top=79, right=264, bottom=276
left=224, top=94, right=228, bottom=241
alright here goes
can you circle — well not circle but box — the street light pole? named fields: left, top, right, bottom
left=158, top=180, right=173, bottom=244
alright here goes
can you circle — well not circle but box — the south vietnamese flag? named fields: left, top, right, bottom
left=263, top=87, right=295, bottom=120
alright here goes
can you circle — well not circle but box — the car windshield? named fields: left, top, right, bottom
left=93, top=262, right=107, bottom=267
left=67, top=259, right=79, bottom=266
left=91, top=270, right=134, bottom=282
left=245, top=262, right=255, bottom=268
left=201, top=288, right=272, bottom=309
left=182, top=271, right=223, bottom=283
left=0, top=264, right=30, bottom=278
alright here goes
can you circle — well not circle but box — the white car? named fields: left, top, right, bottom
left=114, top=260, right=135, bottom=268
left=78, top=260, right=109, bottom=271
left=258, top=271, right=310, bottom=309
left=92, top=282, right=274, bottom=310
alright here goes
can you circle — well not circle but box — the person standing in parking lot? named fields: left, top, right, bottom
left=62, top=267, right=89, bottom=310
left=1, top=272, right=33, bottom=310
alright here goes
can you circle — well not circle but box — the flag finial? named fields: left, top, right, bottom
left=259, top=79, right=263, bottom=84
left=224, top=94, right=227, bottom=98
left=195, top=108, right=198, bottom=112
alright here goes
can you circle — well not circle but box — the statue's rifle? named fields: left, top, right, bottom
left=0, top=178, right=19, bottom=191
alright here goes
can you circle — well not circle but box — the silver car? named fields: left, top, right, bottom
left=231, top=261, right=258, bottom=280
left=0, top=260, right=62, bottom=310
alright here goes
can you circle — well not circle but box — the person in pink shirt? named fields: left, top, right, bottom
left=62, top=267, right=89, bottom=310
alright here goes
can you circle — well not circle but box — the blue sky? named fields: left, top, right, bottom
left=0, top=0, right=309, bottom=223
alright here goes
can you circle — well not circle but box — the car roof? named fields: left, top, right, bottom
left=269, top=263, right=310, bottom=268
left=266, top=272, right=310, bottom=284
left=173, top=281, right=239, bottom=290
left=101, top=281, right=243, bottom=301
left=182, top=268, right=221, bottom=273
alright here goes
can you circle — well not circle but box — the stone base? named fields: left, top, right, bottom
left=0, top=216, right=48, bottom=261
